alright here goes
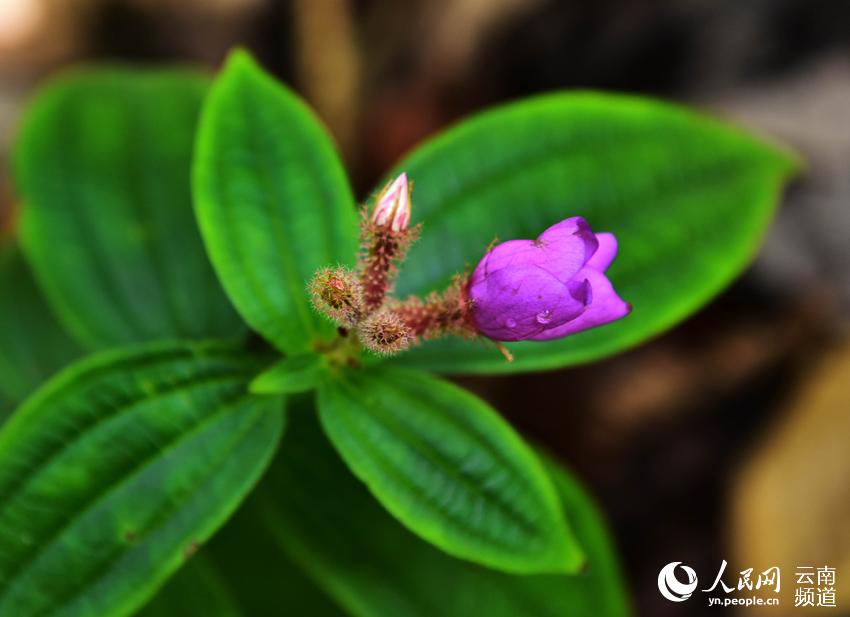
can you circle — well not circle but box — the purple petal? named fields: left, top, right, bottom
left=526, top=268, right=631, bottom=341
left=469, top=265, right=586, bottom=341
left=478, top=239, right=538, bottom=278
left=586, top=232, right=618, bottom=272
left=481, top=217, right=597, bottom=285
left=536, top=216, right=599, bottom=274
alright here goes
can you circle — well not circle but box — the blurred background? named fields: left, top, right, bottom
left=1, top=0, right=848, bottom=615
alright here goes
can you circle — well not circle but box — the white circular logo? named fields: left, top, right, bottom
left=658, top=562, right=698, bottom=602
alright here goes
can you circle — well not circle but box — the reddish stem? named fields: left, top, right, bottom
left=361, top=229, right=400, bottom=310
left=393, top=280, right=474, bottom=340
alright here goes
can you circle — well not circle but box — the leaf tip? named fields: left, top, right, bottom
left=223, top=47, right=258, bottom=72
left=524, top=517, right=586, bottom=575
left=219, top=47, right=270, bottom=89
left=756, top=134, right=805, bottom=181
left=778, top=144, right=806, bottom=179
left=553, top=540, right=587, bottom=575
left=247, top=374, right=273, bottom=395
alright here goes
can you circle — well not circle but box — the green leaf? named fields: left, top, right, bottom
left=250, top=352, right=326, bottom=395
left=137, top=509, right=346, bottom=617
left=135, top=555, right=243, bottom=617
left=251, top=410, right=629, bottom=617
left=171, top=498, right=347, bottom=617
left=0, top=239, right=79, bottom=417
left=12, top=68, right=241, bottom=350
left=193, top=49, right=359, bottom=353
left=0, top=341, right=284, bottom=617
left=384, top=92, right=798, bottom=373
left=0, top=395, right=11, bottom=425
left=317, top=366, right=582, bottom=574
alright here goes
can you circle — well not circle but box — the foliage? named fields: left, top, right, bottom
left=0, top=49, right=796, bottom=616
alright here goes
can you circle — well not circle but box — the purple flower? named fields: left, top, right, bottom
left=468, top=217, right=630, bottom=342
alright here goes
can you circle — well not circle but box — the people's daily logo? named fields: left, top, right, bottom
left=656, top=561, right=838, bottom=608
left=658, top=562, right=698, bottom=602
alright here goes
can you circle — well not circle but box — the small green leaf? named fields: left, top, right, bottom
left=250, top=353, right=326, bottom=394
left=383, top=92, right=798, bottom=373
left=193, top=49, right=359, bottom=353
left=0, top=341, right=284, bottom=617
left=13, top=68, right=242, bottom=349
left=0, top=239, right=79, bottom=417
left=251, top=410, right=629, bottom=617
left=317, top=366, right=582, bottom=574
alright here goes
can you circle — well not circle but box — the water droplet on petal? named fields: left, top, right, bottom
left=536, top=310, right=552, bottom=325
left=505, top=318, right=517, bottom=329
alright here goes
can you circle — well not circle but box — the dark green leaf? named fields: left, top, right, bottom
left=384, top=92, right=797, bottom=373
left=251, top=410, right=629, bottom=617
left=250, top=352, right=326, bottom=395
left=0, top=395, right=11, bottom=425
left=135, top=555, right=243, bottom=617
left=317, top=366, right=582, bottom=574
left=137, top=506, right=345, bottom=617
left=0, top=341, right=284, bottom=617
left=13, top=68, right=241, bottom=349
left=0, top=239, right=79, bottom=418
left=193, top=49, right=359, bottom=353
left=188, top=498, right=347, bottom=617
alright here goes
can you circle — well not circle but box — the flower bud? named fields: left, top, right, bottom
left=371, top=172, right=411, bottom=233
left=467, top=217, right=630, bottom=342
left=358, top=309, right=412, bottom=355
left=360, top=172, right=419, bottom=310
left=308, top=267, right=363, bottom=327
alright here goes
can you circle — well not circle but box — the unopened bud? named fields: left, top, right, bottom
left=308, top=267, right=363, bottom=327
left=371, top=172, right=411, bottom=233
left=358, top=309, right=412, bottom=355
